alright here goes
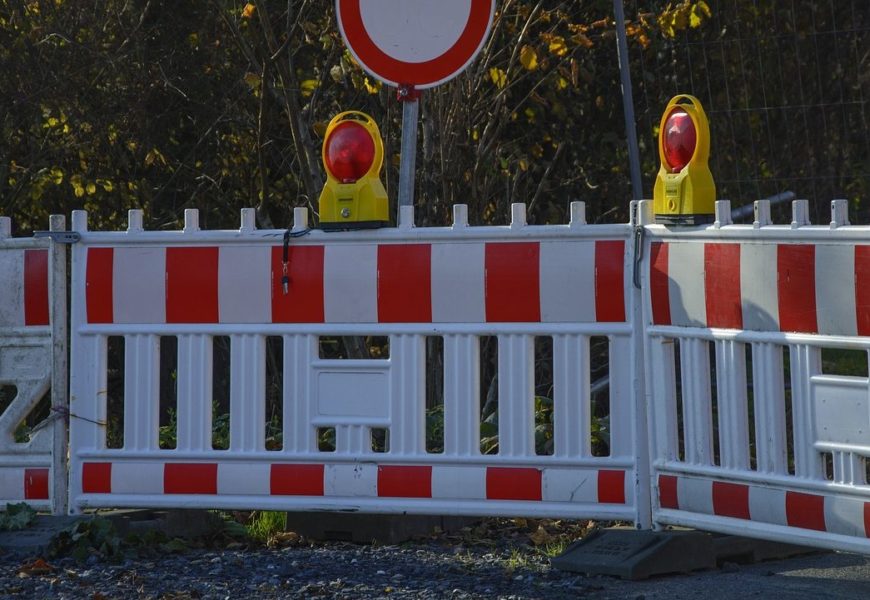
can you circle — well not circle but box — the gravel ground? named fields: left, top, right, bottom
left=2, top=521, right=870, bottom=599
left=2, top=541, right=597, bottom=599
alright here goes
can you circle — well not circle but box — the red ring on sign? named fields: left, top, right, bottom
left=338, top=0, right=492, bottom=88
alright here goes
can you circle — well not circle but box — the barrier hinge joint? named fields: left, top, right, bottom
left=632, top=225, right=645, bottom=289
left=34, top=231, right=81, bottom=244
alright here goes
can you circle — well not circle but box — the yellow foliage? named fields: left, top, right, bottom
left=70, top=174, right=85, bottom=198
left=519, top=45, right=538, bottom=71
left=242, top=3, right=256, bottom=19
left=659, top=1, right=711, bottom=38
left=363, top=77, right=381, bottom=95
left=489, top=67, right=507, bottom=88
left=50, top=167, right=63, bottom=185
left=144, top=148, right=167, bottom=167
left=243, top=72, right=261, bottom=90
left=300, top=79, right=319, bottom=97
left=541, top=34, right=568, bottom=57
left=86, top=182, right=96, bottom=195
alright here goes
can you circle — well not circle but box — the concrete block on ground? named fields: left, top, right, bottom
left=551, top=528, right=716, bottom=580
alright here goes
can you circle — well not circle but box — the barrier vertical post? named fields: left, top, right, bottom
left=631, top=200, right=652, bottom=528
left=49, top=215, right=69, bottom=515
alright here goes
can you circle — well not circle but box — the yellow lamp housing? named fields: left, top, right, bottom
left=653, top=95, right=716, bottom=225
left=318, top=111, right=390, bottom=230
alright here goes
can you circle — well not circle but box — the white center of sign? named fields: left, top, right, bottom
left=359, top=0, right=472, bottom=63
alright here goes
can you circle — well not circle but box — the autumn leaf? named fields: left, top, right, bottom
left=519, top=45, right=538, bottom=71
left=489, top=67, right=507, bottom=88
left=70, top=174, right=85, bottom=197
left=690, top=1, right=712, bottom=28
left=363, top=77, right=381, bottom=94
left=528, top=525, right=552, bottom=546
left=18, top=558, right=54, bottom=577
left=300, top=79, right=319, bottom=97
left=543, top=34, right=568, bottom=57
left=573, top=33, right=594, bottom=49
left=243, top=72, right=261, bottom=89
left=242, top=3, right=255, bottom=19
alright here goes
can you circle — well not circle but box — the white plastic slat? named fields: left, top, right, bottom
left=70, top=335, right=108, bottom=452
left=443, top=334, right=480, bottom=457
left=229, top=334, right=266, bottom=452
left=649, top=337, right=679, bottom=461
left=750, top=342, right=788, bottom=475
left=680, top=337, right=713, bottom=465
left=283, top=334, right=317, bottom=453
left=609, top=335, right=634, bottom=458
left=714, top=339, right=750, bottom=470
left=176, top=335, right=213, bottom=451
left=389, top=334, right=425, bottom=455
left=123, top=334, right=160, bottom=451
left=789, top=344, right=822, bottom=479
left=552, top=334, right=590, bottom=458
left=497, top=335, right=534, bottom=458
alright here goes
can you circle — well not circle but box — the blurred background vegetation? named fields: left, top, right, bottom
left=0, top=0, right=867, bottom=233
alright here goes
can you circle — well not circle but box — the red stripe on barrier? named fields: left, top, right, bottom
left=705, top=244, right=743, bottom=329
left=86, top=248, right=114, bottom=324
left=164, top=463, right=218, bottom=494
left=865, top=503, right=870, bottom=538
left=24, top=249, right=49, bottom=326
left=777, top=245, right=817, bottom=333
left=270, top=464, right=325, bottom=496
left=166, top=247, right=219, bottom=323
left=271, top=245, right=325, bottom=323
left=649, top=242, right=671, bottom=325
left=24, top=468, right=49, bottom=500
left=712, top=481, right=750, bottom=520
left=786, top=491, right=826, bottom=531
left=82, top=463, right=112, bottom=494
left=855, top=246, right=870, bottom=336
left=597, top=470, right=626, bottom=504
left=595, top=240, right=626, bottom=322
left=485, top=242, right=540, bottom=322
left=377, top=244, right=432, bottom=322
left=486, top=467, right=542, bottom=501
left=377, top=465, right=432, bottom=498
left=658, top=475, right=679, bottom=509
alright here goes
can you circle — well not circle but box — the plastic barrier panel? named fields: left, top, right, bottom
left=0, top=216, right=68, bottom=515
left=643, top=199, right=870, bottom=554
left=68, top=204, right=648, bottom=525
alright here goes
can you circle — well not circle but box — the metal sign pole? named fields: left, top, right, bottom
left=613, top=0, right=643, bottom=202
left=397, top=86, right=420, bottom=227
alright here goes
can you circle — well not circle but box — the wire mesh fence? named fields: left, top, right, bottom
left=624, top=1, right=870, bottom=223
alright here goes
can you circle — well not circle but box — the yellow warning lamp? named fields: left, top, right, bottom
left=318, top=111, right=389, bottom=230
left=653, top=95, right=716, bottom=225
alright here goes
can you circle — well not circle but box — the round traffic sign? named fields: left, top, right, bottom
left=336, top=0, right=495, bottom=89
